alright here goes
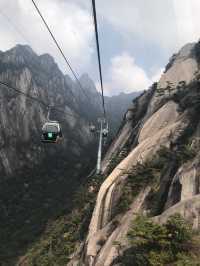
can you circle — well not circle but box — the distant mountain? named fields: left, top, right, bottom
left=105, top=91, right=142, bottom=134
left=68, top=72, right=142, bottom=134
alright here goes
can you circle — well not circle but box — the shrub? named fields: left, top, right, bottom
left=176, top=144, right=196, bottom=164
left=175, top=253, right=200, bottom=266
left=107, top=148, right=129, bottom=175
left=165, top=214, right=192, bottom=254
left=114, top=146, right=172, bottom=216
left=128, top=216, right=170, bottom=249
left=119, top=214, right=198, bottom=266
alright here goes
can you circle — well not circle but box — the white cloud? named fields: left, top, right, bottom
left=96, top=53, right=149, bottom=96
left=151, top=68, right=164, bottom=83
left=0, top=0, right=94, bottom=74
left=172, top=0, right=200, bottom=47
left=96, top=53, right=164, bottom=96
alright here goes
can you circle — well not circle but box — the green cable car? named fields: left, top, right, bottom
left=41, top=121, right=62, bottom=143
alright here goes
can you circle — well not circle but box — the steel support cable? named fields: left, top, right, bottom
left=0, top=80, right=79, bottom=119
left=89, top=1, right=106, bottom=114
left=91, top=0, right=106, bottom=119
left=31, top=0, right=93, bottom=106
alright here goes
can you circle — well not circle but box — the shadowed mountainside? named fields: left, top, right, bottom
left=0, top=45, right=139, bottom=265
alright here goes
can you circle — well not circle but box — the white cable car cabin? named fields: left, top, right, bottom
left=90, top=124, right=96, bottom=133
left=102, top=128, right=108, bottom=138
left=102, top=121, right=109, bottom=138
left=41, top=121, right=62, bottom=143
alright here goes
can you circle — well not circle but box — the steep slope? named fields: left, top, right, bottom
left=0, top=44, right=98, bottom=265
left=69, top=41, right=200, bottom=265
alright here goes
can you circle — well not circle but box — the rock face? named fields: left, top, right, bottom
left=83, top=102, right=188, bottom=266
left=154, top=194, right=200, bottom=230
left=160, top=43, right=197, bottom=88
left=69, top=40, right=200, bottom=265
left=0, top=45, right=98, bottom=264
left=0, top=44, right=91, bottom=178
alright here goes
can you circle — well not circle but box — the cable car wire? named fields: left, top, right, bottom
left=91, top=0, right=106, bottom=119
left=0, top=80, right=79, bottom=119
left=88, top=2, right=107, bottom=115
left=31, top=0, right=93, bottom=106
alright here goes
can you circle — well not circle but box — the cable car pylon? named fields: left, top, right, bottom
left=96, top=118, right=103, bottom=174
left=94, top=118, right=109, bottom=174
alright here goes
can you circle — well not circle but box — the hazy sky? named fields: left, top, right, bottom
left=0, top=0, right=200, bottom=95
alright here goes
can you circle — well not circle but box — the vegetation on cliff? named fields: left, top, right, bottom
left=16, top=173, right=105, bottom=266
left=115, top=214, right=200, bottom=266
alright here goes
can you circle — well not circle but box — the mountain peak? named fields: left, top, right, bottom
left=1, top=44, right=37, bottom=65
left=39, top=53, right=58, bottom=72
left=39, top=53, right=55, bottom=64
left=177, top=42, right=196, bottom=59
left=9, top=44, right=36, bottom=58
left=79, top=73, right=97, bottom=94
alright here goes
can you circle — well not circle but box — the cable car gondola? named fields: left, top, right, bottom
left=90, top=124, right=96, bottom=133
left=102, top=121, right=109, bottom=138
left=102, top=128, right=108, bottom=138
left=41, top=121, right=62, bottom=143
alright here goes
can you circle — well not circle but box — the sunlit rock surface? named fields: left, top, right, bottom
left=69, top=40, right=200, bottom=266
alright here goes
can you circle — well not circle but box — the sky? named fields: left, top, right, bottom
left=0, top=0, right=200, bottom=96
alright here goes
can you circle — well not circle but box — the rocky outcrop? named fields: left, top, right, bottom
left=83, top=101, right=187, bottom=266
left=154, top=194, right=200, bottom=230
left=165, top=152, right=200, bottom=209
left=160, top=43, right=197, bottom=88
left=86, top=187, right=151, bottom=266
left=69, top=40, right=200, bottom=266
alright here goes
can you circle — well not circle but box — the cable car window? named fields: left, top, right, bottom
left=45, top=125, right=59, bottom=133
